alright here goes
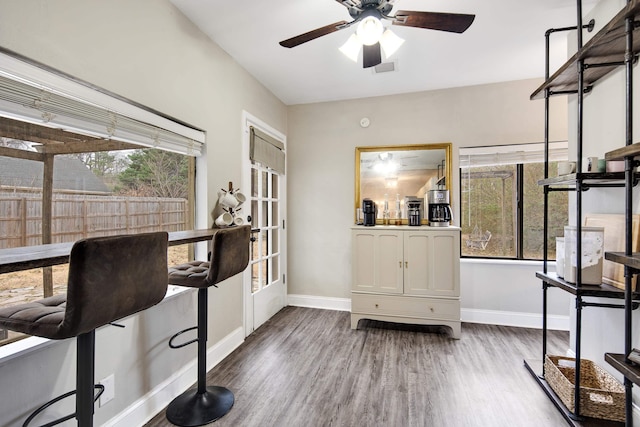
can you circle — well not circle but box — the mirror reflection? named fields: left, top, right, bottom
left=355, top=143, right=451, bottom=225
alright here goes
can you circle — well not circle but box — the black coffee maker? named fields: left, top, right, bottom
left=406, top=199, right=423, bottom=226
left=362, top=199, right=377, bottom=226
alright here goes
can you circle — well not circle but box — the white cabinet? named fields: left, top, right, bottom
left=351, top=226, right=461, bottom=338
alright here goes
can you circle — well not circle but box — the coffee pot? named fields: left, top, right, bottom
left=407, top=202, right=422, bottom=226
left=404, top=197, right=423, bottom=226
left=427, top=190, right=453, bottom=227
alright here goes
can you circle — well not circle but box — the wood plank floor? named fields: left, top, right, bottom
left=145, top=306, right=570, bottom=427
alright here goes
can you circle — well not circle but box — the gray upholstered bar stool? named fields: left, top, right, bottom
left=0, top=232, right=169, bottom=427
left=166, top=225, right=250, bottom=427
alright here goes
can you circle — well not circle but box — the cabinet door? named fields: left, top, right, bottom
left=352, top=230, right=403, bottom=294
left=429, top=231, right=460, bottom=297
left=353, top=231, right=377, bottom=291
left=404, top=229, right=460, bottom=297
left=403, top=232, right=430, bottom=295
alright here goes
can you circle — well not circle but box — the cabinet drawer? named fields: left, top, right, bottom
left=351, top=293, right=460, bottom=321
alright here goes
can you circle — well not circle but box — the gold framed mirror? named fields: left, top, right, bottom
left=355, top=143, right=452, bottom=225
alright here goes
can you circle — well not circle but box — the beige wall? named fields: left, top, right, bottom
left=287, top=79, right=568, bottom=299
left=0, top=1, right=286, bottom=425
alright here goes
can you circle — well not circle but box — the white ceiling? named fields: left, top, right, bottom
left=170, top=0, right=598, bottom=106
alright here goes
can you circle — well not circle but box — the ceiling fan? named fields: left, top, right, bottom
left=279, top=0, right=475, bottom=68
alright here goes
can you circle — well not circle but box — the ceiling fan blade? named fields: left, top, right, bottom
left=393, top=11, right=475, bottom=34
left=363, top=43, right=382, bottom=68
left=279, top=21, right=349, bottom=48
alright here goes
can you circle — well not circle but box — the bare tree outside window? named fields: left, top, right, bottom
left=118, top=149, right=189, bottom=198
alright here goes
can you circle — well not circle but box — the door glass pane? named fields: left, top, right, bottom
left=251, top=200, right=258, bottom=228
left=272, top=174, right=278, bottom=198
left=271, top=229, right=279, bottom=254
left=251, top=168, right=258, bottom=197
left=272, top=201, right=279, bottom=225
left=262, top=201, right=268, bottom=227
left=261, top=230, right=268, bottom=258
left=261, top=171, right=268, bottom=197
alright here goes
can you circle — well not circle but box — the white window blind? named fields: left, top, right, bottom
left=0, top=49, right=204, bottom=156
left=460, top=141, right=568, bottom=168
left=250, top=126, right=285, bottom=174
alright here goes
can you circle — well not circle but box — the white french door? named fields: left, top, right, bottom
left=242, top=112, right=286, bottom=335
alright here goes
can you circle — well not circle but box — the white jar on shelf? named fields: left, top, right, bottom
left=563, top=226, right=604, bottom=285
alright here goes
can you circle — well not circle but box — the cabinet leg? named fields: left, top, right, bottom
left=351, top=315, right=360, bottom=330
left=449, top=323, right=461, bottom=340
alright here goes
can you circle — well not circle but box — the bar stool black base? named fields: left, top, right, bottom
left=166, top=386, right=234, bottom=427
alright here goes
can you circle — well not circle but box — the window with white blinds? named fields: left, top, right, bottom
left=0, top=48, right=204, bottom=156
left=459, top=141, right=568, bottom=168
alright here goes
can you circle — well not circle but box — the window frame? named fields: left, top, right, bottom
left=459, top=143, right=568, bottom=261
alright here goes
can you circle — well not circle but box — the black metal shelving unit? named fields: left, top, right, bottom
left=603, top=143, right=640, bottom=427
left=526, top=1, right=640, bottom=426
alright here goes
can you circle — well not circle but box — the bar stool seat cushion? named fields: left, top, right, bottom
left=168, top=261, right=210, bottom=288
left=168, top=226, right=251, bottom=289
left=0, top=294, right=66, bottom=338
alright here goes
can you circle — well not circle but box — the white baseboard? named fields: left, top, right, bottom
left=103, top=326, right=244, bottom=427
left=461, top=308, right=569, bottom=331
left=288, top=295, right=569, bottom=331
left=287, top=294, right=351, bottom=312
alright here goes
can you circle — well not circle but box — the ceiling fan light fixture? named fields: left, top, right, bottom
left=356, top=16, right=384, bottom=46
left=380, top=29, right=405, bottom=59
left=339, top=33, right=361, bottom=62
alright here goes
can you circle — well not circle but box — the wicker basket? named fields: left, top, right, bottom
left=545, top=355, right=625, bottom=422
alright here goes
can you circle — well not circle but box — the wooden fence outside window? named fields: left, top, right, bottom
left=0, top=192, right=188, bottom=248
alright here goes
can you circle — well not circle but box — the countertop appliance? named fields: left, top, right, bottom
left=427, top=190, right=452, bottom=227
left=362, top=198, right=376, bottom=226
left=406, top=198, right=423, bottom=226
